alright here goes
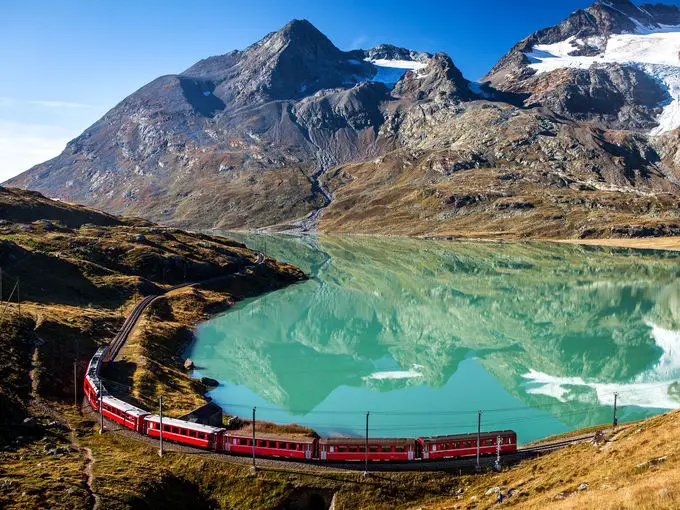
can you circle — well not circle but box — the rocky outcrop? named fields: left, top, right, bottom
left=523, top=64, right=669, bottom=130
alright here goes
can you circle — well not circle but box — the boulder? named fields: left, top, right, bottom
left=183, top=359, right=194, bottom=370
left=201, top=377, right=219, bottom=387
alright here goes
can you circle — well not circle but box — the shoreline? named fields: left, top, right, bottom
left=234, top=228, right=680, bottom=252
left=552, top=236, right=680, bottom=252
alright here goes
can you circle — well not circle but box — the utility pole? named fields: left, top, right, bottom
left=364, top=412, right=370, bottom=477
left=98, top=379, right=104, bottom=434
left=612, top=392, right=619, bottom=430
left=251, top=407, right=257, bottom=473
left=494, top=435, right=502, bottom=472
left=476, top=410, right=482, bottom=472
left=73, top=361, right=78, bottom=409
left=159, top=396, right=164, bottom=457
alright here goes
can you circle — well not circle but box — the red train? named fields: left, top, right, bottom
left=84, top=345, right=518, bottom=463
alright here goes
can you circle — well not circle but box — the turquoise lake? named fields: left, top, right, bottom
left=189, top=235, right=680, bottom=443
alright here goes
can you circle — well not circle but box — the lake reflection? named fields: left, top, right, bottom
left=190, top=235, right=680, bottom=442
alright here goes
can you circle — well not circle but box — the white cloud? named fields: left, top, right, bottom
left=0, top=122, right=74, bottom=182
left=0, top=97, right=92, bottom=109
left=27, top=100, right=92, bottom=109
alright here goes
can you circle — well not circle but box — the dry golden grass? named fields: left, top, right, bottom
left=417, top=411, right=680, bottom=510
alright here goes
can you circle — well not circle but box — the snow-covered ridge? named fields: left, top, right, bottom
left=525, top=29, right=680, bottom=134
left=364, top=58, right=428, bottom=86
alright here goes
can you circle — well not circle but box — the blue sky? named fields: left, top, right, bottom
left=2, top=0, right=679, bottom=181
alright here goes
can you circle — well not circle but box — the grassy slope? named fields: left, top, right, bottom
left=417, top=412, right=680, bottom=509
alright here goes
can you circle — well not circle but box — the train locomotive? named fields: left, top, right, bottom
left=84, top=346, right=518, bottom=462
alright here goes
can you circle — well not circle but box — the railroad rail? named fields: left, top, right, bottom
left=103, top=251, right=266, bottom=362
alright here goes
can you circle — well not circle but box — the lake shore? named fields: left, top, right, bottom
left=554, top=236, right=680, bottom=251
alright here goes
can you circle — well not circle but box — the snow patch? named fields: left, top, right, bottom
left=365, top=58, right=428, bottom=86
left=525, top=30, right=680, bottom=134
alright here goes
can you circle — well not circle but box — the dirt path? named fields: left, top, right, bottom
left=28, top=344, right=100, bottom=509
left=80, top=443, right=100, bottom=510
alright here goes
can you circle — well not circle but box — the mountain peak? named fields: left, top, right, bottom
left=269, top=18, right=337, bottom=52
left=280, top=18, right=318, bottom=34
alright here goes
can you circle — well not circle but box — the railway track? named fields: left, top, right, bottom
left=103, top=251, right=265, bottom=362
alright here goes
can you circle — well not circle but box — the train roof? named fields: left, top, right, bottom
left=227, top=431, right=317, bottom=444
left=101, top=394, right=149, bottom=418
left=418, top=430, right=516, bottom=442
left=319, top=437, right=415, bottom=446
left=145, top=415, right=226, bottom=434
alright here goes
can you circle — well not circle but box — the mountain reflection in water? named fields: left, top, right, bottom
left=190, top=234, right=680, bottom=442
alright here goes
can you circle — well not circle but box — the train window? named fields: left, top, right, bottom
left=396, top=446, right=405, bottom=452
left=369, top=446, right=378, bottom=453
left=381, top=446, right=390, bottom=452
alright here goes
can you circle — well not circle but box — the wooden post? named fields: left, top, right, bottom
left=476, top=410, right=482, bottom=472
left=364, top=412, right=370, bottom=477
left=73, top=361, right=78, bottom=408
left=98, top=379, right=104, bottom=434
left=612, top=392, right=618, bottom=430
left=251, top=407, right=257, bottom=473
left=159, top=396, right=164, bottom=457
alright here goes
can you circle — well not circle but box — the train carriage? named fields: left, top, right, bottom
left=319, top=437, right=416, bottom=462
left=100, top=395, right=149, bottom=433
left=83, top=346, right=108, bottom=408
left=144, top=416, right=225, bottom=451
left=225, top=432, right=317, bottom=460
left=417, top=430, right=517, bottom=460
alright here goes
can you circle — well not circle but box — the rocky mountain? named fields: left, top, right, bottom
left=6, top=6, right=680, bottom=239
left=484, top=0, right=680, bottom=131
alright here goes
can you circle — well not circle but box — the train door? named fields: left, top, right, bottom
left=320, top=444, right=327, bottom=460
left=422, top=444, right=429, bottom=460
